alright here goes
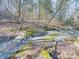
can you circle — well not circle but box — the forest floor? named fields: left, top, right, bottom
left=0, top=20, right=79, bottom=59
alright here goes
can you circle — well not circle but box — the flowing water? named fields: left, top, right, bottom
left=0, top=30, right=79, bottom=59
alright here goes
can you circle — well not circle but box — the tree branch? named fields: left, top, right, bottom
left=48, top=0, right=65, bottom=24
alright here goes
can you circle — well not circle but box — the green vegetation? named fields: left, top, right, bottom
left=0, top=28, right=16, bottom=32
left=40, top=50, right=51, bottom=59
left=10, top=40, right=34, bottom=57
left=44, top=26, right=58, bottom=31
left=22, top=27, right=38, bottom=37
left=42, top=35, right=56, bottom=41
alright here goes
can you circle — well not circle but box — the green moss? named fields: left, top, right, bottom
left=23, top=27, right=37, bottom=37
left=50, top=33, right=59, bottom=36
left=20, top=41, right=33, bottom=50
left=44, top=26, right=58, bottom=31
left=0, top=28, right=15, bottom=32
left=42, top=35, right=56, bottom=41
left=27, top=41, right=33, bottom=45
left=12, top=43, right=32, bottom=56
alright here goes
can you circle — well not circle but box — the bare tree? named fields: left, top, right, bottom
left=18, top=0, right=21, bottom=17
